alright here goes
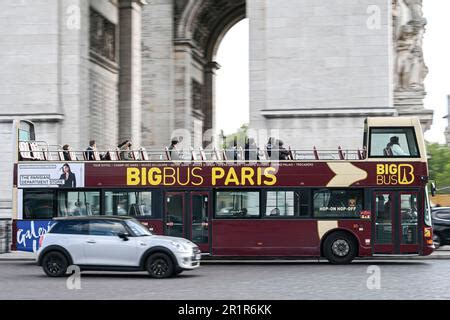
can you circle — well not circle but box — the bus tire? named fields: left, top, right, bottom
left=146, top=253, right=174, bottom=278
left=323, top=231, right=357, bottom=264
left=42, top=251, right=69, bottom=277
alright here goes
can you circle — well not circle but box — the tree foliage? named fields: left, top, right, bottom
left=427, top=143, right=450, bottom=193
left=220, top=124, right=248, bottom=148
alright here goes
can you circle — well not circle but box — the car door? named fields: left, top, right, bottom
left=52, top=220, right=90, bottom=265
left=83, top=220, right=139, bottom=267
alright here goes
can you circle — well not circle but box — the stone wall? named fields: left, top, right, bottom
left=141, top=0, right=175, bottom=148
left=248, top=0, right=395, bottom=149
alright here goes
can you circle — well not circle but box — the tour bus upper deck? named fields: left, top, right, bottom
left=15, top=117, right=427, bottom=163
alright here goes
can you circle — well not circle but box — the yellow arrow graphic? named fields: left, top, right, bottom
left=326, top=162, right=368, bottom=187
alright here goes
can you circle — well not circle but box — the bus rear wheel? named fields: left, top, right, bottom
left=323, top=232, right=357, bottom=264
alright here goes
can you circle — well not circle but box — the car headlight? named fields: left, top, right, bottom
left=170, top=241, right=190, bottom=253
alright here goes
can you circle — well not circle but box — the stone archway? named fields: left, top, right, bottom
left=173, top=0, right=246, bottom=147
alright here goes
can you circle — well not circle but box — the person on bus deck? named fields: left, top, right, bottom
left=168, top=137, right=181, bottom=160
left=59, top=163, right=76, bottom=188
left=245, top=137, right=259, bottom=161
left=118, top=140, right=133, bottom=160
left=388, top=136, right=408, bottom=156
left=85, top=140, right=97, bottom=160
left=62, top=144, right=71, bottom=161
left=277, top=140, right=290, bottom=160
left=266, top=137, right=275, bottom=159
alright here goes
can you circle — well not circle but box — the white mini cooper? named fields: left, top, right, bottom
left=37, top=216, right=201, bottom=278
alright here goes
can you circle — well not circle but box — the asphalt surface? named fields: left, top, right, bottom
left=1, top=260, right=450, bottom=300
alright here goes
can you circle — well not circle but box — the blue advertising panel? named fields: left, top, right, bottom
left=16, top=220, right=55, bottom=252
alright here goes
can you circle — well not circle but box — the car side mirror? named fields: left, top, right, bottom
left=118, top=232, right=130, bottom=241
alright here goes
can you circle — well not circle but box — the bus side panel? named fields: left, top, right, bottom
left=211, top=220, right=320, bottom=256
left=337, top=220, right=372, bottom=256
left=137, top=219, right=164, bottom=235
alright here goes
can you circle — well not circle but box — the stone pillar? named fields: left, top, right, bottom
left=202, top=61, right=220, bottom=145
left=173, top=41, right=194, bottom=143
left=118, top=0, right=146, bottom=147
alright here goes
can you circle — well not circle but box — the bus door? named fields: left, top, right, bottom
left=164, top=191, right=210, bottom=253
left=373, top=191, right=419, bottom=254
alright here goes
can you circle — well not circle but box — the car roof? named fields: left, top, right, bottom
left=54, top=216, right=134, bottom=221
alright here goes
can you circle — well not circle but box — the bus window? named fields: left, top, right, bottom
left=265, top=191, right=295, bottom=217
left=23, top=190, right=55, bottom=219
left=369, top=127, right=419, bottom=157
left=215, top=191, right=260, bottom=218
left=264, top=191, right=309, bottom=217
left=104, top=191, right=154, bottom=217
left=57, top=191, right=100, bottom=216
left=313, top=189, right=363, bottom=218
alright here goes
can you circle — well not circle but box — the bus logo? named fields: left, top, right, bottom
left=376, top=164, right=414, bottom=185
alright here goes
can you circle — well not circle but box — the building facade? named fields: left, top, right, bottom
left=0, top=0, right=432, bottom=217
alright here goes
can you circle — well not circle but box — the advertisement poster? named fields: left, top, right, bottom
left=16, top=220, right=55, bottom=252
left=18, top=163, right=85, bottom=188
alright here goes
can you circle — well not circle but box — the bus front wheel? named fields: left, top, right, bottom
left=323, top=232, right=357, bottom=264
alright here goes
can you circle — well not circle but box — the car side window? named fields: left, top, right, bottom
left=50, top=221, right=89, bottom=235
left=89, top=220, right=127, bottom=236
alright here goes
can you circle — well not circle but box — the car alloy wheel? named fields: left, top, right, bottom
left=146, top=253, right=174, bottom=278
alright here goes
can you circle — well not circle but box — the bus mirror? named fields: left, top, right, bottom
left=431, top=182, right=436, bottom=197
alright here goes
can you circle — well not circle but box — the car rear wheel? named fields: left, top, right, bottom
left=323, top=232, right=357, bottom=264
left=42, top=251, right=68, bottom=277
left=146, top=253, right=174, bottom=278
left=433, top=234, right=442, bottom=249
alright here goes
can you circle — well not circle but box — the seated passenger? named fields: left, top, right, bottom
left=118, top=140, right=133, bottom=160
left=388, top=136, right=408, bottom=156
left=85, top=140, right=96, bottom=161
left=277, top=140, right=290, bottom=160
left=168, top=137, right=181, bottom=160
left=270, top=207, right=280, bottom=216
left=62, top=144, right=71, bottom=161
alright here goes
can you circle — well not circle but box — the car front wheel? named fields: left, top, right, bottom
left=42, top=251, right=69, bottom=277
left=146, top=253, right=175, bottom=278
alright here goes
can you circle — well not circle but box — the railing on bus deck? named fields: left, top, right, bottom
left=18, top=140, right=368, bottom=162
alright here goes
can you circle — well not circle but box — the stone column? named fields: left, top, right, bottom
left=202, top=61, right=220, bottom=145
left=118, top=0, right=146, bottom=147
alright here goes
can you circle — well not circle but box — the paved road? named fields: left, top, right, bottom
left=1, top=260, right=450, bottom=300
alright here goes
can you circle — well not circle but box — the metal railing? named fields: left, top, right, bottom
left=19, top=141, right=367, bottom=162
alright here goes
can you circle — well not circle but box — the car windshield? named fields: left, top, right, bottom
left=124, top=219, right=152, bottom=236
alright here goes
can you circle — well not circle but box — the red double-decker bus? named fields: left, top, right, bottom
left=11, top=117, right=434, bottom=263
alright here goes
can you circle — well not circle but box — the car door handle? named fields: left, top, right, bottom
left=86, top=240, right=96, bottom=244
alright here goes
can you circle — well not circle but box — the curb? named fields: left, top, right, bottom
left=1, top=254, right=450, bottom=262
